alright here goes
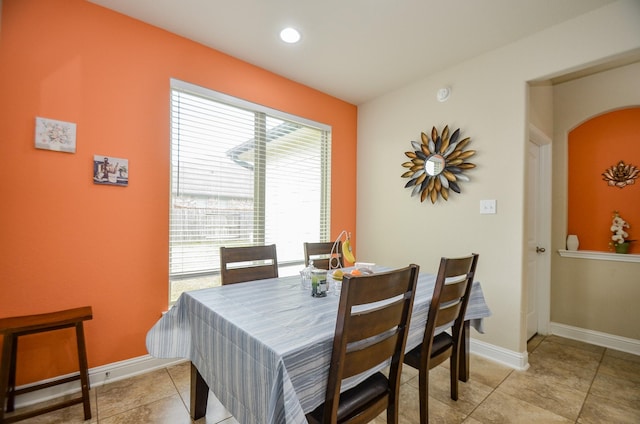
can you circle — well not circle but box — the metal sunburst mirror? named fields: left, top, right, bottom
left=401, top=125, right=476, bottom=204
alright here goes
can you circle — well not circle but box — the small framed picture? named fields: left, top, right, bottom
left=93, top=155, right=128, bottom=187
left=35, top=117, right=77, bottom=153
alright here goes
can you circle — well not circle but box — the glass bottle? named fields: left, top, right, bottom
left=300, top=261, right=314, bottom=290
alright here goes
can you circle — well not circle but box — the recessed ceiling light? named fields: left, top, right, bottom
left=280, top=27, right=301, bottom=44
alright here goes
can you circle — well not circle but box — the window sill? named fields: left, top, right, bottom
left=557, top=249, right=640, bottom=263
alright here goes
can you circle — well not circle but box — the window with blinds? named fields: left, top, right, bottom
left=169, top=79, right=332, bottom=298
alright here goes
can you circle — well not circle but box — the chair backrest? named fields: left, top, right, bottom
left=219, top=244, right=279, bottom=285
left=303, top=241, right=343, bottom=270
left=421, top=254, right=479, bottom=362
left=321, top=264, right=419, bottom=422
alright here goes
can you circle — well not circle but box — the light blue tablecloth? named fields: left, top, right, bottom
left=146, top=269, right=491, bottom=424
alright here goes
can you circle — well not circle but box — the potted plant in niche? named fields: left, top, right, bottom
left=609, top=211, right=634, bottom=254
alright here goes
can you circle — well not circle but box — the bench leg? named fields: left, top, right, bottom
left=1, top=334, right=16, bottom=420
left=75, top=322, right=92, bottom=420
left=190, top=363, right=209, bottom=420
left=2, top=334, right=18, bottom=415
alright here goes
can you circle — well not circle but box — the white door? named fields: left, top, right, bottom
left=526, top=141, right=541, bottom=340
left=526, top=126, right=552, bottom=340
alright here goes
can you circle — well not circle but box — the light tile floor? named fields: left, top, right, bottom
left=7, top=335, right=640, bottom=423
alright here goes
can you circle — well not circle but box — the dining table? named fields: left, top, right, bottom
left=146, top=266, right=491, bottom=424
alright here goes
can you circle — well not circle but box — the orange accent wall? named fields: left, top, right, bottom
left=568, top=107, right=640, bottom=253
left=0, top=0, right=357, bottom=385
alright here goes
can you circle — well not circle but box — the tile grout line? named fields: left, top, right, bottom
left=463, top=365, right=515, bottom=422
left=465, top=334, right=577, bottom=423
left=163, top=364, right=233, bottom=424
left=463, top=335, right=540, bottom=423
left=574, top=347, right=606, bottom=423
left=95, top=367, right=185, bottom=423
left=165, top=365, right=191, bottom=417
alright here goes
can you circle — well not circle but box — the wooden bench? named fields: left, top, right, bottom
left=0, top=306, right=93, bottom=423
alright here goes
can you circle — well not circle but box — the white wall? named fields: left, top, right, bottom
left=356, top=0, right=640, bottom=358
left=529, top=84, right=554, bottom=135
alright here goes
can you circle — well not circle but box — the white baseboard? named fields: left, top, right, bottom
left=13, top=355, right=187, bottom=409
left=465, top=324, right=640, bottom=372
left=470, top=338, right=529, bottom=371
left=550, top=322, right=640, bottom=356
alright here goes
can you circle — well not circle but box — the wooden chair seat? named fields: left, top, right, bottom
left=307, top=372, right=389, bottom=423
left=403, top=332, right=452, bottom=370
left=0, top=306, right=93, bottom=424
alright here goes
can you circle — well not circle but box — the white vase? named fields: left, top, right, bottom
left=566, top=234, right=579, bottom=251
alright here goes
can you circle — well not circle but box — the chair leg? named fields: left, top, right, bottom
left=418, top=367, right=429, bottom=424
left=450, top=349, right=459, bottom=401
left=386, top=398, right=398, bottom=424
left=387, top=384, right=400, bottom=424
left=459, top=321, right=470, bottom=382
left=75, top=322, right=92, bottom=420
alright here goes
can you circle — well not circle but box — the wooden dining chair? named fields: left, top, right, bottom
left=219, top=244, right=278, bottom=285
left=306, top=264, right=420, bottom=424
left=402, top=253, right=479, bottom=424
left=303, top=241, right=343, bottom=270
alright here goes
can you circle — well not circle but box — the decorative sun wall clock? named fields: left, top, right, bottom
left=401, top=125, right=476, bottom=204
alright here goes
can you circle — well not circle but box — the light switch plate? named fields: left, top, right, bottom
left=480, top=199, right=497, bottom=214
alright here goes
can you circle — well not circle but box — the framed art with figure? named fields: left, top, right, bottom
left=93, top=155, right=128, bottom=186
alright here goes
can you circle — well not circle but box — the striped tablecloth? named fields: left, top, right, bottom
left=146, top=268, right=491, bottom=424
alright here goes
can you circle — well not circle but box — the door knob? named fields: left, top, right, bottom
left=536, top=246, right=546, bottom=253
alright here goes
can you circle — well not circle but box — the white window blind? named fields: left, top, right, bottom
left=169, top=79, right=332, bottom=287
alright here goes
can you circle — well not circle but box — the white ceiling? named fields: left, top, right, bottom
left=89, top=0, right=616, bottom=105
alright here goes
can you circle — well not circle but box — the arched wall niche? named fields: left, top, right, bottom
left=567, top=106, right=640, bottom=253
